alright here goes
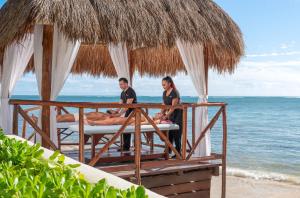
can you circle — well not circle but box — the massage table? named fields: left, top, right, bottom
left=56, top=122, right=79, bottom=149
left=68, top=124, right=180, bottom=159
left=56, top=122, right=120, bottom=149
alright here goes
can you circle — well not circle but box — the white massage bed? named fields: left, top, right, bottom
left=57, top=122, right=78, bottom=143
left=68, top=123, right=180, bottom=158
left=68, top=123, right=180, bottom=135
left=57, top=122, right=78, bottom=130
left=57, top=123, right=179, bottom=153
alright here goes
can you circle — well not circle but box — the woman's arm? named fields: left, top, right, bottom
left=161, top=101, right=167, bottom=115
left=164, top=98, right=179, bottom=120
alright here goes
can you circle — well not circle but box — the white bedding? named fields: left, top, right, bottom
left=68, top=124, right=179, bottom=135
left=57, top=122, right=78, bottom=129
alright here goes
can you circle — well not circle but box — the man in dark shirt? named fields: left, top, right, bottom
left=110, top=78, right=137, bottom=151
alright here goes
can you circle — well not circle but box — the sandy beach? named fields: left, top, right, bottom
left=211, top=175, right=300, bottom=198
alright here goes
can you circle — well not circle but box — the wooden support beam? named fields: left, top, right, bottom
left=192, top=106, right=195, bottom=147
left=57, top=107, right=62, bottom=150
left=222, top=106, right=228, bottom=198
left=9, top=99, right=193, bottom=109
left=22, top=119, right=27, bottom=138
left=181, top=107, right=188, bottom=159
left=129, top=48, right=134, bottom=86
left=41, top=25, right=53, bottom=149
left=12, top=105, right=19, bottom=136
left=79, top=107, right=85, bottom=163
left=18, top=106, right=57, bottom=150
left=204, top=46, right=209, bottom=95
left=134, top=108, right=142, bottom=184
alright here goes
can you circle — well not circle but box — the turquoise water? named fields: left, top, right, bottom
left=11, top=95, right=300, bottom=184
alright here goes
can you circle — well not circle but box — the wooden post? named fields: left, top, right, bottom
left=181, top=106, right=188, bottom=159
left=57, top=107, right=62, bottom=150
left=129, top=48, right=134, bottom=87
left=134, top=108, right=142, bottom=184
left=164, top=132, right=169, bottom=160
left=12, top=105, right=19, bottom=136
left=192, top=106, right=195, bottom=148
left=41, top=25, right=53, bottom=149
left=22, top=120, right=27, bottom=138
left=204, top=46, right=209, bottom=94
left=221, top=106, right=227, bottom=198
left=79, top=107, right=85, bottom=163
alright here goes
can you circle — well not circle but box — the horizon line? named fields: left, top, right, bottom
left=11, top=94, right=300, bottom=98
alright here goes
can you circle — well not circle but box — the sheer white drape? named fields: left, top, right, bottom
left=50, top=25, right=80, bottom=147
left=34, top=25, right=80, bottom=146
left=34, top=25, right=44, bottom=143
left=0, top=34, right=34, bottom=134
left=176, top=40, right=211, bottom=157
left=108, top=43, right=131, bottom=85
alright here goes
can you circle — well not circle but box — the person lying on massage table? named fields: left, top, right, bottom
left=85, top=113, right=173, bottom=126
left=31, top=112, right=111, bottom=124
left=56, top=112, right=111, bottom=122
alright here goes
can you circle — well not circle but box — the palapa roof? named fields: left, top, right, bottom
left=0, top=0, right=244, bottom=77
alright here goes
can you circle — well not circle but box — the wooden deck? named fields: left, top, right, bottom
left=62, top=145, right=221, bottom=197
left=10, top=100, right=228, bottom=198
left=62, top=145, right=166, bottom=164
left=99, top=160, right=220, bottom=198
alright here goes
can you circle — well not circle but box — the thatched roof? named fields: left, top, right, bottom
left=0, top=0, right=244, bottom=77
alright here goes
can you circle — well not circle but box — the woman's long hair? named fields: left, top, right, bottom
left=162, top=76, right=176, bottom=90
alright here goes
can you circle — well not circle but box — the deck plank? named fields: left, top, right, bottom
left=142, top=169, right=212, bottom=188
left=168, top=190, right=210, bottom=198
left=150, top=180, right=210, bottom=196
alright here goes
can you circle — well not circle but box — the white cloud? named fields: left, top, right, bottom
left=246, top=51, right=300, bottom=57
left=280, top=41, right=296, bottom=49
left=241, top=60, right=300, bottom=67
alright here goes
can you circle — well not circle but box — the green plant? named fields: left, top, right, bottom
left=0, top=131, right=148, bottom=198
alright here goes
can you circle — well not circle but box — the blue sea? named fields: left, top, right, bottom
left=11, top=95, right=300, bottom=184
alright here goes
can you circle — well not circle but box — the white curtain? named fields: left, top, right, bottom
left=108, top=42, right=131, bottom=85
left=34, top=25, right=44, bottom=143
left=176, top=40, right=211, bottom=157
left=34, top=25, right=80, bottom=146
left=0, top=34, right=34, bottom=134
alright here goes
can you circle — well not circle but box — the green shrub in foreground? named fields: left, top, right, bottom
left=0, top=132, right=148, bottom=198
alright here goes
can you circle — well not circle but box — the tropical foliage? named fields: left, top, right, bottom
left=0, top=131, right=147, bottom=198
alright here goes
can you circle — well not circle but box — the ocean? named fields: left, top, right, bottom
left=11, top=95, right=300, bottom=185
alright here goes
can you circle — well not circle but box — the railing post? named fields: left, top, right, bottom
left=12, top=105, right=19, bottom=136
left=192, top=106, right=196, bottom=148
left=79, top=108, right=85, bottom=163
left=221, top=105, right=228, bottom=198
left=22, top=119, right=27, bottom=138
left=181, top=106, right=188, bottom=159
left=57, top=107, right=62, bottom=150
left=134, top=108, right=142, bottom=184
left=41, top=25, right=53, bottom=149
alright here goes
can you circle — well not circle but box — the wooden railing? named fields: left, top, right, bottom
left=9, top=99, right=228, bottom=198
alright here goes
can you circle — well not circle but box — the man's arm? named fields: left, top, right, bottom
left=118, top=98, right=134, bottom=115
left=116, top=99, right=124, bottom=113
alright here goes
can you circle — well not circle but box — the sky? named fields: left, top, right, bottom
left=1, top=0, right=300, bottom=96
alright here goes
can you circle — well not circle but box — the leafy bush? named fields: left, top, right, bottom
left=0, top=132, right=148, bottom=198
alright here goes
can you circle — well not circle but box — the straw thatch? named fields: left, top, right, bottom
left=0, top=0, right=99, bottom=50
left=0, top=0, right=244, bottom=77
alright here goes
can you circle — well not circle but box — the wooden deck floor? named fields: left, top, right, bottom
left=61, top=145, right=221, bottom=198
left=61, top=144, right=166, bottom=165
